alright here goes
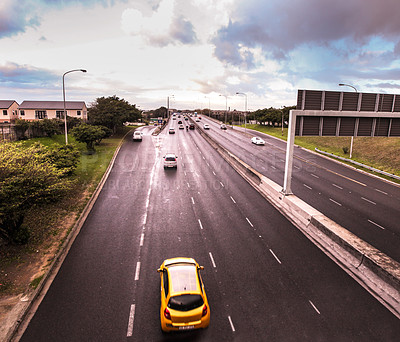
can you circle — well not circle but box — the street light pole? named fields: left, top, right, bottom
left=219, top=94, right=228, bottom=124
left=339, top=83, right=358, bottom=158
left=63, top=69, right=87, bottom=144
left=167, top=95, right=174, bottom=119
left=236, top=92, right=247, bottom=133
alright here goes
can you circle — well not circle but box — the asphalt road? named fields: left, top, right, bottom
left=20, top=120, right=400, bottom=341
left=200, top=116, right=400, bottom=263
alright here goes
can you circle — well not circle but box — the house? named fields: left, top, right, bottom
left=18, top=101, right=87, bottom=121
left=0, top=100, right=19, bottom=123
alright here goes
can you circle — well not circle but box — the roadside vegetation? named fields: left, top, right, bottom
left=0, top=95, right=140, bottom=298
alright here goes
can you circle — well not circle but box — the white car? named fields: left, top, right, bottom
left=251, top=136, right=265, bottom=145
left=133, top=131, right=142, bottom=141
left=203, top=124, right=210, bottom=130
left=164, top=153, right=178, bottom=169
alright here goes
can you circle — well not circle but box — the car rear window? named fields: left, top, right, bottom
left=168, top=294, right=204, bottom=311
left=165, top=156, right=176, bottom=161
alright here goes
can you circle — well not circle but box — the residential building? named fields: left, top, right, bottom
left=0, top=100, right=19, bottom=123
left=18, top=101, right=87, bottom=121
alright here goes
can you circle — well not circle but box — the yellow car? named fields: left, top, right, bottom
left=157, top=257, right=210, bottom=332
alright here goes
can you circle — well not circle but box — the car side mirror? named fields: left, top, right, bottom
left=157, top=268, right=164, bottom=273
left=198, top=266, right=204, bottom=270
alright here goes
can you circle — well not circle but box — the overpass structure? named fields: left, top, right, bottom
left=283, top=89, right=400, bottom=194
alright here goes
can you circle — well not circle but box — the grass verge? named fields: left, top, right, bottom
left=241, top=124, right=400, bottom=179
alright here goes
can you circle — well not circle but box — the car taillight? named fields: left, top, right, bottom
left=164, top=308, right=171, bottom=320
left=202, top=305, right=208, bottom=317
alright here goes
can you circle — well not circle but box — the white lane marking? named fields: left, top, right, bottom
left=228, top=316, right=236, bottom=332
left=134, top=262, right=141, bottom=281
left=139, top=233, right=144, bottom=247
left=309, top=300, right=321, bottom=314
left=184, top=171, right=187, bottom=176
left=191, top=197, right=195, bottom=205
left=212, top=171, right=216, bottom=176
left=220, top=181, right=224, bottom=187
left=294, top=165, right=300, bottom=170
left=362, top=197, right=376, bottom=205
left=311, top=173, right=319, bottom=179
left=368, top=219, right=385, bottom=230
left=209, top=252, right=216, bottom=268
left=269, top=249, right=282, bottom=264
left=246, top=217, right=254, bottom=227
left=127, top=304, right=136, bottom=337
left=303, top=184, right=312, bottom=190
left=230, top=196, right=236, bottom=204
left=198, top=219, right=203, bottom=230
left=187, top=182, right=190, bottom=188
left=270, top=165, right=276, bottom=170
left=332, top=184, right=343, bottom=190
left=329, top=198, right=342, bottom=206
left=375, top=188, right=388, bottom=195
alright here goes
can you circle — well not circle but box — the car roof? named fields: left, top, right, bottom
left=167, top=264, right=200, bottom=295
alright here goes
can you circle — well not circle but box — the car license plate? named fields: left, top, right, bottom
left=179, top=325, right=194, bottom=330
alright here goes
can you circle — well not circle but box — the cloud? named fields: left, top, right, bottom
left=212, top=0, right=400, bottom=66
left=121, top=0, right=198, bottom=46
left=0, top=62, right=58, bottom=87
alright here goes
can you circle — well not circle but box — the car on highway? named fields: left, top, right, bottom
left=169, top=128, right=175, bottom=134
left=163, top=153, right=178, bottom=168
left=189, top=123, right=195, bottom=130
left=179, top=124, right=184, bottom=129
left=132, top=130, right=142, bottom=141
left=251, top=136, right=265, bottom=145
left=220, top=124, right=227, bottom=130
left=203, top=124, right=210, bottom=130
left=195, top=118, right=200, bottom=122
left=157, top=257, right=210, bottom=332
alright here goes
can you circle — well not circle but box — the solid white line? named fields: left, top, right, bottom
left=269, top=249, right=282, bottom=264
left=246, top=217, right=254, bottom=227
left=209, top=252, right=216, bottom=268
left=139, top=233, right=144, bottom=247
left=228, top=316, right=236, bottom=332
left=303, top=184, right=312, bottom=190
left=368, top=219, right=385, bottom=230
left=127, top=304, right=135, bottom=337
left=362, top=197, right=376, bottom=205
left=309, top=300, right=321, bottom=314
left=191, top=197, right=195, bottom=205
left=134, top=262, right=141, bottom=281
left=332, top=183, right=343, bottom=190
left=230, top=196, right=236, bottom=204
left=375, top=188, right=388, bottom=195
left=329, top=198, right=342, bottom=206
left=311, top=173, right=319, bottom=179
left=198, top=219, right=203, bottom=230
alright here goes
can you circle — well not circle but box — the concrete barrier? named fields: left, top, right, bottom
left=194, top=120, right=400, bottom=317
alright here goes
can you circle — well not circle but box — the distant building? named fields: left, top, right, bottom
left=0, top=100, right=19, bottom=123
left=18, top=100, right=87, bottom=121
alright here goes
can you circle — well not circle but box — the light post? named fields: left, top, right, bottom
left=63, top=69, right=87, bottom=144
left=236, top=92, right=247, bottom=133
left=339, top=83, right=358, bottom=158
left=204, top=96, right=211, bottom=117
left=219, top=94, right=228, bottom=124
left=167, top=95, right=174, bottom=119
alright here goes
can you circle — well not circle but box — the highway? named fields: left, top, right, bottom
left=199, top=116, right=400, bottom=263
left=20, top=118, right=400, bottom=341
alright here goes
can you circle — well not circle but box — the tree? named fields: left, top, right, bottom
left=0, top=143, right=75, bottom=244
left=88, top=95, right=141, bottom=132
left=38, top=118, right=62, bottom=137
left=71, top=123, right=107, bottom=152
left=14, top=119, right=30, bottom=140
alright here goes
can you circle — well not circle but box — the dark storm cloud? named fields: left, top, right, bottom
left=212, top=0, right=400, bottom=67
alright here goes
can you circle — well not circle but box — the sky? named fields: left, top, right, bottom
left=1, top=0, right=400, bottom=111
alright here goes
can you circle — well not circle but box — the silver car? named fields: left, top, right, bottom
left=164, top=153, right=178, bottom=169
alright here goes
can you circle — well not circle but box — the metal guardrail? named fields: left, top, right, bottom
left=315, top=148, right=400, bottom=181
